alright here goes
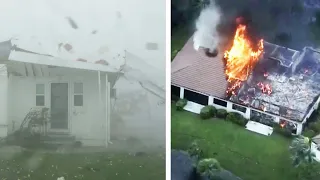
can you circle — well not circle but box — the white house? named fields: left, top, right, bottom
left=0, top=40, right=122, bottom=147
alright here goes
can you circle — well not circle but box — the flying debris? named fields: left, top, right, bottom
left=66, top=17, right=79, bottom=29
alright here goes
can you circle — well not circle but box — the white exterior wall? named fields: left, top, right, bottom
left=7, top=69, right=108, bottom=146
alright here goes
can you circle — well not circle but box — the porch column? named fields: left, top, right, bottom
left=208, top=96, right=214, bottom=105
left=227, top=101, right=232, bottom=112
left=296, top=123, right=303, bottom=135
left=98, top=71, right=108, bottom=147
left=105, top=74, right=111, bottom=145
left=245, top=108, right=251, bottom=119
left=180, top=87, right=184, bottom=99
left=274, top=116, right=280, bottom=123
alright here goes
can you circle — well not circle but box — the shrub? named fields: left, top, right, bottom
left=197, top=158, right=222, bottom=179
left=273, top=124, right=293, bottom=138
left=226, top=112, right=239, bottom=121
left=187, top=141, right=204, bottom=160
left=171, top=94, right=180, bottom=102
left=216, top=109, right=227, bottom=119
left=226, top=112, right=248, bottom=126
left=176, top=99, right=187, bottom=111
left=309, top=121, right=320, bottom=133
left=200, top=106, right=217, bottom=119
left=303, top=129, right=316, bottom=138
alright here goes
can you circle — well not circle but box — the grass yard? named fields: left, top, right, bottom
left=0, top=150, right=165, bottom=180
left=171, top=108, right=301, bottom=180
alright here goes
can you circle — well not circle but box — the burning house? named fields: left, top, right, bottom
left=171, top=23, right=320, bottom=135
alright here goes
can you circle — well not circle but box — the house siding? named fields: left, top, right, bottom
left=7, top=68, right=109, bottom=146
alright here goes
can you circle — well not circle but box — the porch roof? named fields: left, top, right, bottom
left=9, top=51, right=118, bottom=73
left=0, top=40, right=118, bottom=73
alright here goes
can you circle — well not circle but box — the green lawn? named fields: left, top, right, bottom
left=171, top=108, right=301, bottom=180
left=0, top=150, right=165, bottom=180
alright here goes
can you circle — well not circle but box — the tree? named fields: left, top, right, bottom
left=289, top=135, right=316, bottom=167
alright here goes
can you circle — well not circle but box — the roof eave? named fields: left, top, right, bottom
left=5, top=50, right=118, bottom=73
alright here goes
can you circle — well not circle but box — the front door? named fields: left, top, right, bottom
left=50, top=83, right=69, bottom=131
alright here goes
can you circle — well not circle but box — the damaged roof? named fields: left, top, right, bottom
left=235, top=45, right=320, bottom=121
left=0, top=39, right=119, bottom=73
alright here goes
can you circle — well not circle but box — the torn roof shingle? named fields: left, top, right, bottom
left=95, top=59, right=109, bottom=65
left=171, top=37, right=228, bottom=98
left=63, top=43, right=73, bottom=52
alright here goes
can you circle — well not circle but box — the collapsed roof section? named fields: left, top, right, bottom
left=233, top=43, right=320, bottom=122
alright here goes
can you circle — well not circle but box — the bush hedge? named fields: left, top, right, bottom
left=200, top=106, right=217, bottom=119
left=309, top=121, right=320, bottom=133
left=176, top=99, right=187, bottom=111
left=226, top=112, right=248, bottom=126
left=273, top=124, right=293, bottom=138
left=302, top=119, right=320, bottom=138
left=216, top=109, right=228, bottom=119
left=302, top=128, right=316, bottom=138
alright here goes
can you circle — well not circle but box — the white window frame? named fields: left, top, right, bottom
left=36, top=83, right=45, bottom=107
left=73, top=82, right=83, bottom=107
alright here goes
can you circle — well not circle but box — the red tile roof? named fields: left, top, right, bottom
left=171, top=37, right=228, bottom=98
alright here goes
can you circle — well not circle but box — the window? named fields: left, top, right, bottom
left=184, top=89, right=208, bottom=106
left=213, top=98, right=227, bottom=107
left=36, top=84, right=45, bottom=106
left=74, top=83, right=83, bottom=106
left=232, top=104, right=247, bottom=113
left=171, top=85, right=180, bottom=101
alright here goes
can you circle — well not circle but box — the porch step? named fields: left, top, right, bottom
left=40, top=133, right=76, bottom=145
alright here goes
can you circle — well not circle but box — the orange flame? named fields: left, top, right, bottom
left=257, top=82, right=272, bottom=95
left=224, top=24, right=264, bottom=95
left=280, top=121, right=286, bottom=128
